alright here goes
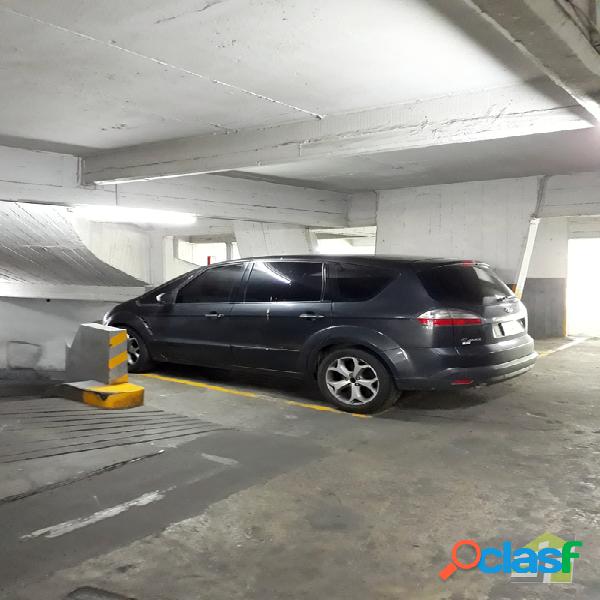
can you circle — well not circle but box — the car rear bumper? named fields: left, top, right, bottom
left=389, top=346, right=538, bottom=390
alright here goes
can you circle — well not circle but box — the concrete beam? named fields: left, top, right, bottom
left=115, top=176, right=348, bottom=227
left=233, top=222, right=317, bottom=258
left=0, top=283, right=145, bottom=301
left=541, top=171, right=600, bottom=217
left=0, top=147, right=348, bottom=226
left=82, top=82, right=591, bottom=184
left=463, top=0, right=600, bottom=121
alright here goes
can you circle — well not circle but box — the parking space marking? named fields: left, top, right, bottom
left=538, top=337, right=589, bottom=358
left=201, top=453, right=240, bottom=466
left=141, top=373, right=259, bottom=398
left=285, top=399, right=370, bottom=418
left=21, top=490, right=168, bottom=540
left=140, top=373, right=371, bottom=418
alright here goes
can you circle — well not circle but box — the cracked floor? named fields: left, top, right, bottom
left=1, top=338, right=599, bottom=599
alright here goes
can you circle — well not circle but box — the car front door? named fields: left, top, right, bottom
left=230, top=260, right=331, bottom=373
left=155, top=262, right=246, bottom=367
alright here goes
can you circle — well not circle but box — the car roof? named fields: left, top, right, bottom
left=221, top=254, right=468, bottom=266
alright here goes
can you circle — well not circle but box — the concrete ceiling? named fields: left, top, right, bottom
left=227, top=127, right=600, bottom=191
left=0, top=0, right=547, bottom=152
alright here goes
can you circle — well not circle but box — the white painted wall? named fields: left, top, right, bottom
left=569, top=216, right=600, bottom=238
left=528, top=218, right=569, bottom=278
left=72, top=218, right=152, bottom=283
left=347, top=192, right=377, bottom=226
left=234, top=221, right=317, bottom=257
left=0, top=298, right=115, bottom=372
left=542, top=172, right=600, bottom=218
left=162, top=236, right=198, bottom=281
left=376, top=178, right=539, bottom=281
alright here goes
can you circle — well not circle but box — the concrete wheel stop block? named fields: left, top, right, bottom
left=59, top=323, right=144, bottom=409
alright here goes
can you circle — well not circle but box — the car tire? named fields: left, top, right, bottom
left=317, top=348, right=399, bottom=414
left=125, top=327, right=154, bottom=373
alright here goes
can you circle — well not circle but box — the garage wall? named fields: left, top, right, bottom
left=347, top=192, right=377, bottom=226
left=233, top=221, right=317, bottom=257
left=376, top=177, right=539, bottom=281
left=0, top=298, right=115, bottom=374
left=374, top=175, right=600, bottom=339
left=72, top=218, right=152, bottom=283
left=569, top=216, right=600, bottom=238
left=523, top=218, right=568, bottom=338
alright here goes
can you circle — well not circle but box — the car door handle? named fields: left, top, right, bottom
left=204, top=312, right=224, bottom=319
left=299, top=312, right=325, bottom=320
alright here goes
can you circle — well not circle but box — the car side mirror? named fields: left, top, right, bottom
left=156, top=291, right=176, bottom=304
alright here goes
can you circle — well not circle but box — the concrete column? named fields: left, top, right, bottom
left=375, top=178, right=539, bottom=282
left=523, top=217, right=569, bottom=338
left=233, top=221, right=317, bottom=258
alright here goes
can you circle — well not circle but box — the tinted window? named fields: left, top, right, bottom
left=177, top=264, right=244, bottom=303
left=418, top=265, right=512, bottom=304
left=329, top=262, right=396, bottom=302
left=245, top=261, right=323, bottom=302
left=138, top=272, right=193, bottom=304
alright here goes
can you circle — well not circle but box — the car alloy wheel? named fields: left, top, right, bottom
left=325, top=356, right=380, bottom=406
left=127, top=335, right=141, bottom=366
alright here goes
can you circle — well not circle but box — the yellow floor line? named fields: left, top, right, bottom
left=538, top=337, right=589, bottom=358
left=140, top=373, right=370, bottom=418
left=285, top=399, right=370, bottom=418
left=141, top=373, right=258, bottom=398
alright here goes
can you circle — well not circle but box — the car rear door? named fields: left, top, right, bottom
left=417, top=262, right=532, bottom=363
left=156, top=262, right=246, bottom=367
left=230, top=259, right=331, bottom=373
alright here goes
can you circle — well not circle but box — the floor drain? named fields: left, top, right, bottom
left=66, top=587, right=137, bottom=600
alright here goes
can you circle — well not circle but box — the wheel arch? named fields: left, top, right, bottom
left=301, top=327, right=401, bottom=379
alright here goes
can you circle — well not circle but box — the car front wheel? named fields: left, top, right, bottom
left=317, top=348, right=399, bottom=414
left=126, top=328, right=154, bottom=373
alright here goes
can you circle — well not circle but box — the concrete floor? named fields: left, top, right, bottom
left=1, top=338, right=599, bottom=599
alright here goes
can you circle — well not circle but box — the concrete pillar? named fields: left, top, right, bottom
left=375, top=178, right=539, bottom=282
left=523, top=217, right=568, bottom=338
left=233, top=221, right=317, bottom=258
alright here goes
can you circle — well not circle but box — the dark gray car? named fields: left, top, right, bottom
left=103, top=255, right=537, bottom=413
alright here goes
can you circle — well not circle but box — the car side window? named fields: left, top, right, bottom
left=328, top=262, right=396, bottom=302
left=176, top=263, right=245, bottom=303
left=138, top=272, right=194, bottom=304
left=244, top=261, right=323, bottom=302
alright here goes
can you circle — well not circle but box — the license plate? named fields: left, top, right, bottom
left=500, top=320, right=523, bottom=336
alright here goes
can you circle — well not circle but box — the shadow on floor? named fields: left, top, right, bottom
left=394, top=389, right=490, bottom=411
left=149, top=363, right=496, bottom=418
left=151, top=363, right=324, bottom=403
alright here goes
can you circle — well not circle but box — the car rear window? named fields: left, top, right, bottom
left=418, top=264, right=512, bottom=304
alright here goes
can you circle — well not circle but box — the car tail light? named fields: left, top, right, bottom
left=417, top=309, right=482, bottom=327
left=452, top=378, right=474, bottom=385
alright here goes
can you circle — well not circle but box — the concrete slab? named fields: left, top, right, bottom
left=0, top=429, right=325, bottom=596
left=4, top=340, right=600, bottom=599
left=0, top=396, right=224, bottom=502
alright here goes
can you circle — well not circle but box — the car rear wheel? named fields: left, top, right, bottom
left=317, top=348, right=399, bottom=414
left=126, top=328, right=154, bottom=373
